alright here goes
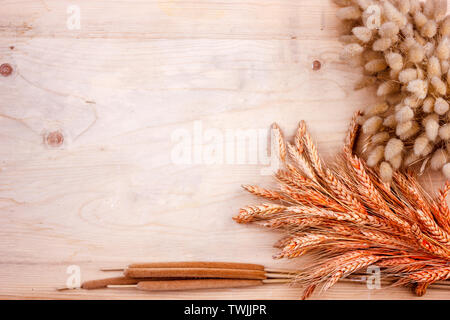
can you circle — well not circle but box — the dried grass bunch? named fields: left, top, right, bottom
left=234, top=113, right=450, bottom=299
left=335, top=0, right=450, bottom=181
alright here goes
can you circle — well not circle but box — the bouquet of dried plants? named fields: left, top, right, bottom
left=335, top=0, right=450, bottom=181
left=234, top=113, right=450, bottom=299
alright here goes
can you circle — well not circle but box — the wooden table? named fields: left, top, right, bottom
left=0, top=0, right=448, bottom=299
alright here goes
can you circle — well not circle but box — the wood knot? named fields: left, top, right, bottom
left=0, top=63, right=13, bottom=77
left=312, top=60, right=321, bottom=71
left=45, top=131, right=64, bottom=148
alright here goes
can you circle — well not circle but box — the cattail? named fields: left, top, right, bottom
left=439, top=124, right=450, bottom=140
left=367, top=145, right=385, bottom=167
left=434, top=98, right=449, bottom=115
left=371, top=132, right=390, bottom=145
left=408, top=43, right=425, bottom=63
left=352, top=26, right=372, bottom=42
left=395, top=106, right=414, bottom=123
left=362, top=116, right=383, bottom=134
left=377, top=81, right=400, bottom=96
left=385, top=52, right=403, bottom=71
left=380, top=161, right=393, bottom=182
left=431, top=149, right=448, bottom=170
left=337, top=6, right=361, bottom=20
left=424, top=114, right=439, bottom=141
left=385, top=138, right=403, bottom=161
left=443, top=163, right=450, bottom=178
left=373, top=38, right=392, bottom=51
left=399, top=68, right=418, bottom=83
left=365, top=59, right=388, bottom=73
left=421, top=20, right=437, bottom=38
left=407, top=79, right=428, bottom=99
left=431, top=76, right=447, bottom=96
left=365, top=102, right=389, bottom=117
left=422, top=97, right=435, bottom=113
left=427, top=56, right=442, bottom=78
left=414, top=135, right=430, bottom=156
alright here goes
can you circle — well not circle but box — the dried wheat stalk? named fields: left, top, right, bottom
left=234, top=112, right=450, bottom=299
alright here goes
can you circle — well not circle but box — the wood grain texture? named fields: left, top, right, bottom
left=0, top=0, right=448, bottom=299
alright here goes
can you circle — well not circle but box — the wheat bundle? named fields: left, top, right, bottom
left=234, top=113, right=450, bottom=299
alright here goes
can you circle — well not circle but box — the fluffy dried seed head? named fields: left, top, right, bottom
left=414, top=11, right=428, bottom=28
left=436, top=38, right=450, bottom=60
left=352, top=26, right=372, bottom=42
left=433, top=0, right=447, bottom=22
left=431, top=149, right=448, bottom=170
left=441, top=60, right=450, bottom=74
left=382, top=0, right=407, bottom=28
left=379, top=21, right=400, bottom=38
left=408, top=43, right=425, bottom=63
left=396, top=120, right=413, bottom=137
left=399, top=68, right=418, bottom=83
left=422, top=97, right=435, bottom=113
left=365, top=102, right=389, bottom=117
left=404, top=95, right=420, bottom=109
left=424, top=113, right=440, bottom=141
left=401, top=23, right=414, bottom=38
left=439, top=124, right=450, bottom=140
left=407, top=79, right=428, bottom=99
left=373, top=38, right=392, bottom=51
left=424, top=42, right=436, bottom=58
left=431, top=76, right=447, bottom=96
left=341, top=43, right=364, bottom=59
left=383, top=114, right=397, bottom=128
left=377, top=81, right=400, bottom=96
left=414, top=135, right=430, bottom=156
left=367, top=145, right=385, bottom=167
left=397, top=0, right=411, bottom=15
left=365, top=58, right=388, bottom=73
left=362, top=116, right=383, bottom=134
left=434, top=97, right=449, bottom=115
left=421, top=20, right=438, bottom=38
left=427, top=56, right=442, bottom=78
left=395, top=106, right=414, bottom=123
left=421, top=142, right=434, bottom=156
left=390, top=153, right=403, bottom=170
left=441, top=16, right=450, bottom=36
left=385, top=138, right=403, bottom=161
left=371, top=131, right=390, bottom=145
left=443, top=163, right=450, bottom=179
left=409, top=0, right=422, bottom=13
left=385, top=52, right=403, bottom=71
left=337, top=6, right=362, bottom=20
left=380, top=161, right=393, bottom=182
left=399, top=121, right=419, bottom=140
